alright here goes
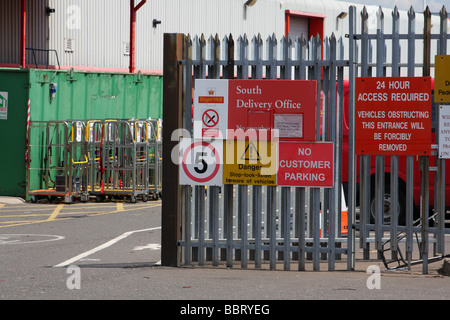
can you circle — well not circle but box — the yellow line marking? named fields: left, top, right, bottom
left=47, top=204, right=64, bottom=221
left=0, top=203, right=161, bottom=229
left=1, top=220, right=42, bottom=224
left=0, top=204, right=55, bottom=209
left=0, top=208, right=60, bottom=213
left=0, top=219, right=68, bottom=228
left=117, top=202, right=124, bottom=212
left=0, top=214, right=50, bottom=218
left=0, top=202, right=160, bottom=211
left=0, top=204, right=5, bottom=209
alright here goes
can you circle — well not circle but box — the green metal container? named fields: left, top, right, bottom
left=0, top=69, right=29, bottom=197
left=0, top=68, right=163, bottom=198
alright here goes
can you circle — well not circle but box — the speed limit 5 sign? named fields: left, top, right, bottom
left=179, top=138, right=223, bottom=186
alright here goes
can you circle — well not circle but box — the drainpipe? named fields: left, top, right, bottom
left=129, top=0, right=147, bottom=73
left=20, top=0, right=26, bottom=68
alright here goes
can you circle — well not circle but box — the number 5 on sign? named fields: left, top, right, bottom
left=179, top=138, right=223, bottom=186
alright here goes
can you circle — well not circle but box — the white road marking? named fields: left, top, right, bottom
left=53, top=227, right=161, bottom=268
left=0, top=234, right=65, bottom=245
left=133, top=243, right=161, bottom=251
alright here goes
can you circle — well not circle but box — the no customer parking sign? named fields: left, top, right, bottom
left=277, top=142, right=334, bottom=188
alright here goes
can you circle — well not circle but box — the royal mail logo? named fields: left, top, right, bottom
left=198, top=96, right=224, bottom=104
left=208, top=88, right=215, bottom=95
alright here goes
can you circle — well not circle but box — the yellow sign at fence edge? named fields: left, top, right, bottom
left=435, top=55, right=450, bottom=103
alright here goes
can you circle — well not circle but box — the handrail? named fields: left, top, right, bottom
left=25, top=47, right=61, bottom=70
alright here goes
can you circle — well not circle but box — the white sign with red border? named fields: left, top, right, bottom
left=193, top=80, right=228, bottom=139
left=179, top=138, right=223, bottom=186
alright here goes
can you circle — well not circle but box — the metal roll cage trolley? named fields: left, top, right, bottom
left=26, top=118, right=162, bottom=203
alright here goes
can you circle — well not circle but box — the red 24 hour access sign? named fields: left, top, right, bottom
left=355, top=77, right=431, bottom=156
left=277, top=142, right=334, bottom=188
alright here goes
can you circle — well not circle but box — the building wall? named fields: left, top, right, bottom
left=0, top=0, right=49, bottom=66
left=0, top=0, right=447, bottom=73
left=43, top=0, right=382, bottom=72
left=48, top=0, right=130, bottom=71
left=46, top=0, right=285, bottom=72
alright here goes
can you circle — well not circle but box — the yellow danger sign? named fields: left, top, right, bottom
left=223, top=140, right=277, bottom=186
left=435, top=55, right=450, bottom=103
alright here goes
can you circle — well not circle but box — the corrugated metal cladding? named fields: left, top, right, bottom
left=0, top=0, right=20, bottom=64
left=48, top=0, right=129, bottom=70
left=46, top=0, right=285, bottom=72
left=50, top=0, right=444, bottom=72
left=28, top=69, right=163, bottom=121
left=26, top=0, right=50, bottom=67
left=46, top=0, right=319, bottom=71
left=1, top=0, right=444, bottom=71
left=0, top=0, right=49, bottom=66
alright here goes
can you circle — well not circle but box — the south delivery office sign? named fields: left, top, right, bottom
left=193, top=79, right=317, bottom=140
left=180, top=79, right=335, bottom=188
left=355, top=77, right=432, bottom=156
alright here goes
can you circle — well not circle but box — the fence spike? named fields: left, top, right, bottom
left=315, top=33, right=322, bottom=45
left=361, top=6, right=368, bottom=19
left=408, top=6, right=415, bottom=19
left=223, top=35, right=229, bottom=61
left=392, top=5, right=399, bottom=17
left=186, top=34, right=192, bottom=48
left=300, top=33, right=307, bottom=46
left=229, top=33, right=234, bottom=44
left=392, top=6, right=400, bottom=34
left=377, top=6, right=384, bottom=20
left=440, top=5, right=448, bottom=19
left=330, top=32, right=336, bottom=42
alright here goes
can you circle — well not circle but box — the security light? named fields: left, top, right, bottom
left=244, top=0, right=258, bottom=6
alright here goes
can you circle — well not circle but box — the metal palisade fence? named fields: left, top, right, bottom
left=357, top=6, right=449, bottom=274
left=161, top=5, right=450, bottom=273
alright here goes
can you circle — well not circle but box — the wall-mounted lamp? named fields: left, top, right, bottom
left=336, top=12, right=348, bottom=31
left=337, top=12, right=348, bottom=19
left=243, top=0, right=257, bottom=20
left=46, top=6, right=55, bottom=16
left=244, top=0, right=258, bottom=6
left=153, top=19, right=161, bottom=28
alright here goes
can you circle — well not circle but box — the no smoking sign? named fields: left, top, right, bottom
left=202, top=109, right=220, bottom=137
left=179, top=138, right=223, bottom=186
left=203, top=109, right=219, bottom=127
